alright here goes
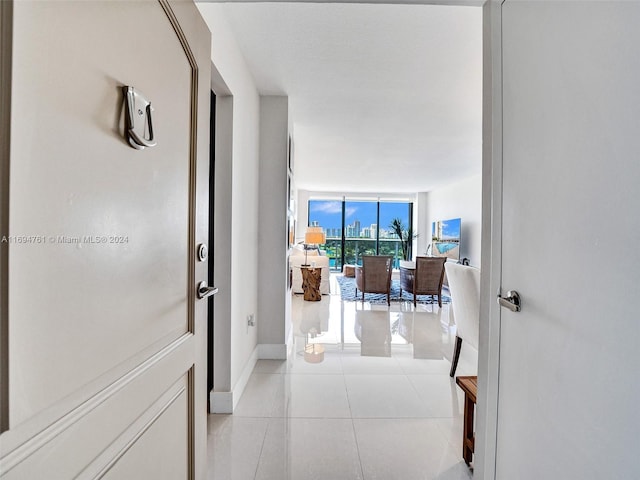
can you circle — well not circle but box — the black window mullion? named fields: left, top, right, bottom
left=375, top=201, right=380, bottom=255
left=408, top=202, right=414, bottom=260
left=341, top=198, right=346, bottom=269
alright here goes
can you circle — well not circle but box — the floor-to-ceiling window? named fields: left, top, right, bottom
left=379, top=201, right=412, bottom=269
left=308, top=198, right=413, bottom=270
left=344, top=200, right=377, bottom=266
left=307, top=199, right=344, bottom=272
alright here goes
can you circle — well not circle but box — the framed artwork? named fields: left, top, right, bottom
left=288, top=217, right=296, bottom=248
left=288, top=136, right=293, bottom=174
left=287, top=175, right=295, bottom=215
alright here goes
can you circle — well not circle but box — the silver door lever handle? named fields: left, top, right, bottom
left=197, top=281, right=219, bottom=300
left=497, top=290, right=521, bottom=312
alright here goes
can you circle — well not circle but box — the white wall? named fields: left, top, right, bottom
left=296, top=189, right=311, bottom=241
left=257, top=96, right=290, bottom=356
left=417, top=174, right=482, bottom=267
left=199, top=4, right=260, bottom=412
left=416, top=191, right=429, bottom=258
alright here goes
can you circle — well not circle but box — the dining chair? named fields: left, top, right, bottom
left=354, top=255, right=393, bottom=306
left=399, top=256, right=447, bottom=307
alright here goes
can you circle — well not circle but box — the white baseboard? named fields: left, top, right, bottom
left=210, top=342, right=293, bottom=413
left=257, top=343, right=287, bottom=360
left=232, top=346, right=258, bottom=410
left=210, top=391, right=233, bottom=414
left=210, top=346, right=259, bottom=413
left=285, top=327, right=293, bottom=359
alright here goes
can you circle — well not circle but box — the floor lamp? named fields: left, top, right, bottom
left=303, top=226, right=326, bottom=266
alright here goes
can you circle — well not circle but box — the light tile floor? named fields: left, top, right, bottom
left=207, top=274, right=477, bottom=480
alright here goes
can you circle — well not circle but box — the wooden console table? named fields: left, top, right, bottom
left=300, top=266, right=321, bottom=301
left=455, top=375, right=477, bottom=466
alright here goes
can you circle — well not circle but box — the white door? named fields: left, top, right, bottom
left=0, top=1, right=211, bottom=478
left=496, top=1, right=640, bottom=479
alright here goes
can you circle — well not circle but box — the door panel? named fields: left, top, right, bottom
left=99, top=377, right=189, bottom=480
left=101, top=387, right=189, bottom=480
left=2, top=349, right=191, bottom=479
left=498, top=2, right=640, bottom=478
left=1, top=1, right=210, bottom=478
left=9, top=0, right=191, bottom=425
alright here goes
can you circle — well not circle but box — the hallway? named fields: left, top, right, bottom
left=207, top=275, right=477, bottom=480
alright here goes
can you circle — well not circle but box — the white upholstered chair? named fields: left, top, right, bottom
left=444, top=262, right=480, bottom=377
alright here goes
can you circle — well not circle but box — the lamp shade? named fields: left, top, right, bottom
left=304, top=226, right=326, bottom=245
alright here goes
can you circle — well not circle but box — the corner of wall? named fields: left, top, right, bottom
left=204, top=4, right=262, bottom=395
left=210, top=344, right=259, bottom=414
left=418, top=174, right=482, bottom=267
left=257, top=96, right=289, bottom=349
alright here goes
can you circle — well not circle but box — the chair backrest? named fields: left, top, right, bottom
left=361, top=255, right=392, bottom=291
left=444, top=262, right=480, bottom=350
left=414, top=256, right=447, bottom=292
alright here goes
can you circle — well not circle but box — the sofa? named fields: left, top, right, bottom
left=290, top=245, right=330, bottom=295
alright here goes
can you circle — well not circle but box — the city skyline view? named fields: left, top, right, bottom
left=309, top=200, right=411, bottom=238
left=307, top=199, right=414, bottom=269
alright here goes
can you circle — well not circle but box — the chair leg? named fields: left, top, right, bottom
left=449, top=335, right=463, bottom=377
left=438, top=294, right=442, bottom=308
left=387, top=292, right=390, bottom=306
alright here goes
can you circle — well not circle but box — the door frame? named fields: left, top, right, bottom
left=207, top=90, right=215, bottom=413
left=199, top=0, right=505, bottom=476
left=475, top=1, right=503, bottom=479
left=208, top=62, right=234, bottom=413
left=0, top=0, right=12, bottom=435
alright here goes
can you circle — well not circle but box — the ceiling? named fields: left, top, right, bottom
left=197, top=3, right=483, bottom=194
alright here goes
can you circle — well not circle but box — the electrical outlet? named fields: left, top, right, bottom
left=247, top=314, right=255, bottom=327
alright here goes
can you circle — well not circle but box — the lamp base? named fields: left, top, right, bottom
left=304, top=343, right=325, bottom=363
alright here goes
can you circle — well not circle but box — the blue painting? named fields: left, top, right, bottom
left=431, top=218, right=461, bottom=260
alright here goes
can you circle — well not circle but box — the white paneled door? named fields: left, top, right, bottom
left=496, top=1, right=640, bottom=479
left=1, top=1, right=211, bottom=478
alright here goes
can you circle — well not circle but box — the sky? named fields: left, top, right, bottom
left=309, top=200, right=411, bottom=230
left=433, top=217, right=461, bottom=240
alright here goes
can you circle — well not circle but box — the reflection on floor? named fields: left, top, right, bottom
left=207, top=274, right=478, bottom=480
